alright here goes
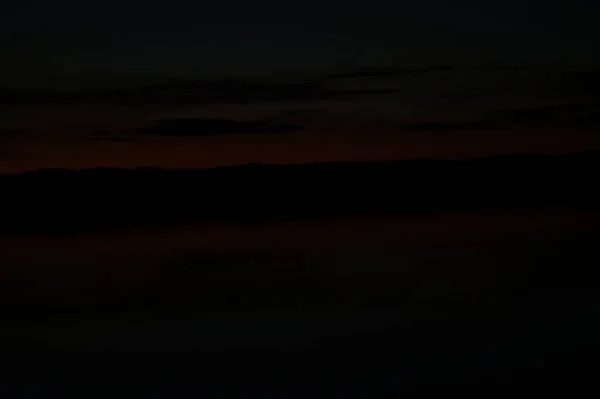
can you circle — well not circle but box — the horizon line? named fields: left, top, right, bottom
left=2, top=149, right=599, bottom=177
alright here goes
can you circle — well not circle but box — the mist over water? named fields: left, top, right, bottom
left=1, top=207, right=599, bottom=369
left=1, top=209, right=596, bottom=305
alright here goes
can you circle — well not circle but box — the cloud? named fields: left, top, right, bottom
left=90, top=136, right=137, bottom=142
left=498, top=104, right=600, bottom=128
left=0, top=87, right=16, bottom=102
left=0, top=128, right=27, bottom=138
left=133, top=79, right=406, bottom=104
left=539, top=69, right=600, bottom=98
left=325, top=65, right=455, bottom=79
left=4, top=78, right=391, bottom=105
left=131, top=117, right=303, bottom=138
left=399, top=121, right=496, bottom=132
left=399, top=103, right=600, bottom=133
left=122, top=101, right=600, bottom=140
left=132, top=79, right=325, bottom=104
left=0, top=128, right=35, bottom=156
left=88, top=129, right=138, bottom=142
left=0, top=80, right=324, bottom=105
left=4, top=66, right=600, bottom=109
left=0, top=128, right=36, bottom=145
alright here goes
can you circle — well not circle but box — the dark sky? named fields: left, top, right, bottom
left=1, top=0, right=600, bottom=172
left=2, top=0, right=599, bottom=86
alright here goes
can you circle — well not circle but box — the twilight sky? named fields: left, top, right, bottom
left=1, top=0, right=600, bottom=172
left=2, top=0, right=600, bottom=84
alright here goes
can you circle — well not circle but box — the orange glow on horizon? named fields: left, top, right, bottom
left=2, top=127, right=600, bottom=174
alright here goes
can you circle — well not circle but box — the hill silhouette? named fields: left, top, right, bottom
left=1, top=150, right=599, bottom=234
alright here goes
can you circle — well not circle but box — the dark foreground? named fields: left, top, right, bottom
left=1, top=209, right=600, bottom=395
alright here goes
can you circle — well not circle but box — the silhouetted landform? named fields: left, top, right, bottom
left=1, top=150, right=599, bottom=234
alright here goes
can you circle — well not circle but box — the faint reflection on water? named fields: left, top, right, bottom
left=0, top=209, right=597, bottom=304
